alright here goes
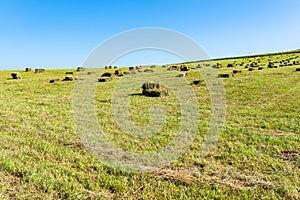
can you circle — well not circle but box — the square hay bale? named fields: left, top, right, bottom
left=142, top=82, right=169, bottom=97
left=35, top=68, right=45, bottom=73
left=232, top=70, right=242, bottom=74
left=218, top=73, right=232, bottom=78
left=11, top=72, right=21, bottom=79
left=63, top=76, right=75, bottom=81
left=50, top=79, right=60, bottom=83
left=114, top=70, right=123, bottom=76
left=193, top=79, right=204, bottom=85
left=98, top=77, right=112, bottom=82
left=76, top=67, right=85, bottom=72
left=180, top=65, right=189, bottom=71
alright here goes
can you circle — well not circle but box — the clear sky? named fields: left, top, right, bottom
left=0, top=0, right=300, bottom=69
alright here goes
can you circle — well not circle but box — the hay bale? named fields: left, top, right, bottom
left=98, top=77, right=112, bottom=82
left=296, top=68, right=300, bottom=72
left=196, top=64, right=202, bottom=68
left=63, top=76, right=75, bottom=81
left=248, top=68, right=254, bottom=71
left=167, top=66, right=178, bottom=71
left=25, top=68, right=32, bottom=72
left=193, top=79, right=204, bottom=85
left=258, top=67, right=263, bottom=70
left=180, top=65, right=189, bottom=71
left=35, top=68, right=45, bottom=73
left=123, top=71, right=136, bottom=75
left=66, top=72, right=74, bottom=74
left=144, top=69, right=154, bottom=73
left=11, top=72, right=21, bottom=79
left=76, top=67, right=85, bottom=72
left=227, top=63, right=236, bottom=68
left=232, top=70, right=242, bottom=74
left=218, top=73, right=232, bottom=78
left=87, top=71, right=96, bottom=75
left=114, top=70, right=123, bottom=76
left=142, top=82, right=169, bottom=97
left=268, top=62, right=277, bottom=68
left=49, top=78, right=60, bottom=83
left=176, top=73, right=186, bottom=77
left=250, top=62, right=258, bottom=68
left=101, top=72, right=115, bottom=78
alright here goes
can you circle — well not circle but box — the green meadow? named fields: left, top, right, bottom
left=0, top=50, right=299, bottom=199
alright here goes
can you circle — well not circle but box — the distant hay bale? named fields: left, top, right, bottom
left=227, top=63, right=236, bottom=68
left=268, top=62, right=276, bottom=68
left=123, top=71, right=136, bottom=75
left=101, top=72, right=115, bottom=78
left=87, top=71, right=96, bottom=75
left=248, top=68, right=254, bottom=71
left=114, top=70, right=123, bottom=76
left=296, top=68, right=300, bottom=72
left=98, top=72, right=115, bottom=82
left=218, top=73, right=232, bottom=78
left=193, top=79, right=204, bottom=85
left=258, top=67, right=263, bottom=70
left=196, top=64, right=202, bottom=68
left=212, top=63, right=222, bottom=69
left=25, top=68, right=32, bottom=72
left=35, top=68, right=45, bottom=73
left=144, top=69, right=154, bottom=73
left=76, top=67, right=85, bottom=72
left=142, top=82, right=169, bottom=97
left=98, top=77, right=112, bottom=82
left=114, top=66, right=118, bottom=69
left=176, top=73, right=186, bottom=77
left=250, top=62, right=258, bottom=68
left=49, top=78, right=60, bottom=83
left=63, top=76, right=75, bottom=81
left=11, top=72, right=21, bottom=79
left=167, top=65, right=178, bottom=71
left=65, top=72, right=74, bottom=74
left=180, top=65, right=189, bottom=71
left=232, top=70, right=242, bottom=74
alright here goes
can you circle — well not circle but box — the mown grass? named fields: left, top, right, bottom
left=0, top=51, right=299, bottom=199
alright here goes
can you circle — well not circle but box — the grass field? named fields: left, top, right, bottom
left=0, top=50, right=299, bottom=199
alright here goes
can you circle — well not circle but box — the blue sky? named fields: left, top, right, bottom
left=0, top=0, right=300, bottom=69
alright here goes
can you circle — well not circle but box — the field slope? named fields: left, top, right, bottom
left=0, top=51, right=299, bottom=199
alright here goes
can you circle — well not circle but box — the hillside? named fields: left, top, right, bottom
left=0, top=50, right=299, bottom=199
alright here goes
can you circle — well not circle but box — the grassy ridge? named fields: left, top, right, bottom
left=0, top=51, right=299, bottom=199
